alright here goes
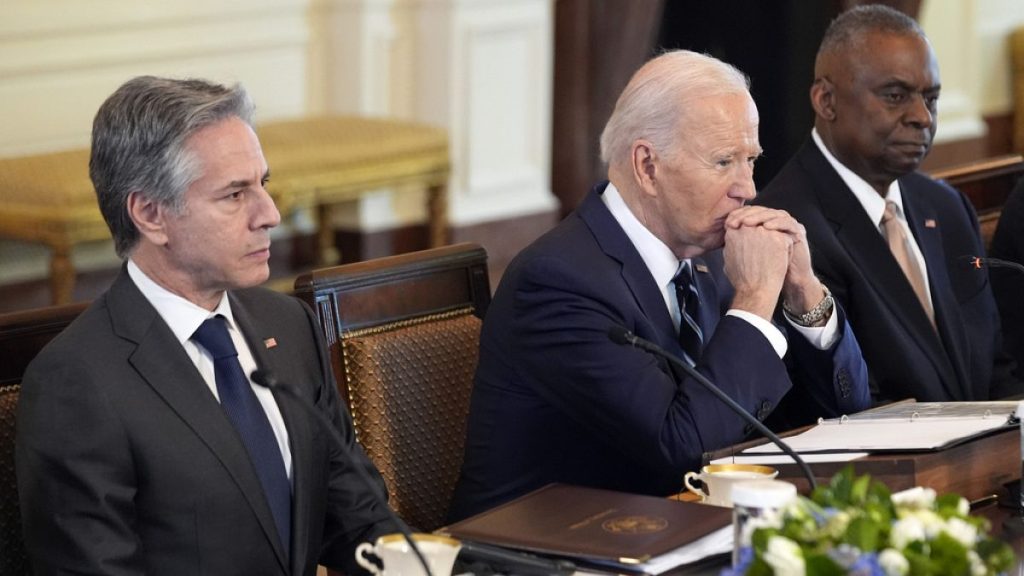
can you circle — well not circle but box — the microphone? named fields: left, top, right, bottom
left=606, top=326, right=818, bottom=491
left=250, top=369, right=434, bottom=576
left=965, top=255, right=1024, bottom=275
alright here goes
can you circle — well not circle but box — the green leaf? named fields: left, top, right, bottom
left=930, top=532, right=970, bottom=575
left=976, top=537, right=1016, bottom=574
left=746, top=556, right=774, bottom=576
left=841, top=516, right=880, bottom=551
left=935, top=493, right=963, bottom=519
left=850, top=474, right=870, bottom=503
left=804, top=552, right=845, bottom=576
left=903, top=548, right=937, bottom=576
left=751, top=528, right=779, bottom=553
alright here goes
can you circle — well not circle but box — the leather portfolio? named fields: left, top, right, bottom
left=441, top=483, right=731, bottom=567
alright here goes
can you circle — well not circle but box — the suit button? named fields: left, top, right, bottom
left=836, top=369, right=851, bottom=398
left=756, top=400, right=773, bottom=420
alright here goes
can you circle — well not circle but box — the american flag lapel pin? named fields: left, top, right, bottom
left=924, top=219, right=937, bottom=228
left=695, top=264, right=710, bottom=274
left=263, top=337, right=278, bottom=349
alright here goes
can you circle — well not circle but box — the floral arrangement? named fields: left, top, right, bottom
left=725, top=467, right=1015, bottom=576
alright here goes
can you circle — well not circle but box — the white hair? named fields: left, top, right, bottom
left=599, top=50, right=750, bottom=169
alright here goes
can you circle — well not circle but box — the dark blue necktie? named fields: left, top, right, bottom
left=673, top=262, right=703, bottom=364
left=192, top=316, right=291, bottom=555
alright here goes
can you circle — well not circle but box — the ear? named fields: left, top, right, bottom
left=630, top=140, right=659, bottom=197
left=810, top=78, right=836, bottom=122
left=126, top=191, right=170, bottom=246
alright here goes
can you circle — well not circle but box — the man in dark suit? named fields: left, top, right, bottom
left=16, top=76, right=398, bottom=575
left=447, top=50, right=869, bottom=522
left=757, top=5, right=1021, bottom=402
left=987, top=176, right=1024, bottom=380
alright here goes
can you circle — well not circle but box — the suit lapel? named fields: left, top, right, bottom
left=578, top=186, right=685, bottom=357
left=231, top=294, right=313, bottom=576
left=900, top=183, right=973, bottom=399
left=107, top=270, right=290, bottom=573
left=798, top=144, right=961, bottom=399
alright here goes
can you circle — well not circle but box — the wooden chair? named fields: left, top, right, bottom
left=928, top=154, right=1024, bottom=248
left=0, top=303, right=86, bottom=575
left=294, top=243, right=490, bottom=533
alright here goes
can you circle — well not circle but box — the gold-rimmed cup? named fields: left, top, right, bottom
left=683, top=464, right=779, bottom=507
left=355, top=533, right=462, bottom=576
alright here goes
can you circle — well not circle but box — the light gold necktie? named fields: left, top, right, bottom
left=881, top=201, right=935, bottom=326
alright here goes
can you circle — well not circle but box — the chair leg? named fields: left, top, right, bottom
left=50, top=244, right=75, bottom=305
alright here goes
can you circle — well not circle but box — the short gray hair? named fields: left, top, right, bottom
left=816, top=4, right=924, bottom=69
left=599, top=50, right=750, bottom=168
left=90, top=76, right=256, bottom=257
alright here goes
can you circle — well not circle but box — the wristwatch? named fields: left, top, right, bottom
left=783, top=282, right=834, bottom=327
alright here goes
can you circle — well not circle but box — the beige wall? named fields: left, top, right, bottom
left=919, top=0, right=1024, bottom=144
left=0, top=0, right=556, bottom=283
left=2, top=0, right=1021, bottom=285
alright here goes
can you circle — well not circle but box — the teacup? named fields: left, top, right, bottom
left=355, top=533, right=462, bottom=576
left=683, top=463, right=778, bottom=507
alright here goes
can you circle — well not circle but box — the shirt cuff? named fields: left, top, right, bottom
left=784, top=305, right=840, bottom=350
left=725, top=309, right=788, bottom=358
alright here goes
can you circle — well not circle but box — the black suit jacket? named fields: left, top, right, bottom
left=988, top=175, right=1024, bottom=380
left=758, top=140, right=1020, bottom=402
left=447, top=186, right=868, bottom=521
left=16, top=267, right=398, bottom=575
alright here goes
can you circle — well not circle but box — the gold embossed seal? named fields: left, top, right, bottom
left=601, top=515, right=669, bottom=534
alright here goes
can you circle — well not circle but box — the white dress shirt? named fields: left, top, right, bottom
left=127, top=260, right=293, bottom=480
left=601, top=182, right=839, bottom=359
left=811, top=129, right=934, bottom=311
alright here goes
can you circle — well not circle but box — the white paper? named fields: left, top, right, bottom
left=711, top=452, right=869, bottom=465
left=742, top=417, right=1009, bottom=454
left=629, top=524, right=733, bottom=575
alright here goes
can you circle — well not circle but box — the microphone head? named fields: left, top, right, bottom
left=607, top=325, right=634, bottom=346
left=250, top=369, right=278, bottom=389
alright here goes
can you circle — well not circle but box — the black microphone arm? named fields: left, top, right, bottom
left=606, top=326, right=817, bottom=491
left=250, top=369, right=434, bottom=576
left=966, top=255, right=1024, bottom=275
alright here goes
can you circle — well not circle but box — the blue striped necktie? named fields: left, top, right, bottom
left=192, top=315, right=291, bottom=556
left=673, top=262, right=703, bottom=364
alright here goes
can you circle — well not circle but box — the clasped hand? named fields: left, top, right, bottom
left=723, top=206, right=822, bottom=321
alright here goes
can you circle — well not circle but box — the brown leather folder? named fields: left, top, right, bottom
left=441, top=483, right=731, bottom=567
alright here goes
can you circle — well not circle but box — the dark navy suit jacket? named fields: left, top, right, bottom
left=447, top=185, right=868, bottom=522
left=17, top=267, right=398, bottom=576
left=758, top=140, right=1021, bottom=402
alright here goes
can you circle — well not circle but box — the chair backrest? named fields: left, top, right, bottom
left=0, top=302, right=85, bottom=575
left=294, top=243, right=491, bottom=533
left=929, top=154, right=1024, bottom=248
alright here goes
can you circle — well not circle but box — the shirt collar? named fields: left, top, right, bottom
left=812, top=128, right=904, bottom=226
left=601, top=181, right=681, bottom=290
left=127, top=259, right=236, bottom=346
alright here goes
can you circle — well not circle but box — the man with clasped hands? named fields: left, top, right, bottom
left=16, top=76, right=398, bottom=575
left=448, top=50, right=870, bottom=522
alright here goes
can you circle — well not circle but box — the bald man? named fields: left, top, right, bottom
left=757, top=5, right=1021, bottom=403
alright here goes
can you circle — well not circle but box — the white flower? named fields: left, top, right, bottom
left=763, top=536, right=805, bottom=576
left=899, top=508, right=945, bottom=539
left=825, top=509, right=851, bottom=538
left=967, top=550, right=986, bottom=576
left=956, top=496, right=970, bottom=517
left=878, top=548, right=910, bottom=576
left=890, top=516, right=926, bottom=549
left=943, top=517, right=979, bottom=548
left=892, top=486, right=936, bottom=510
left=740, top=508, right=785, bottom=546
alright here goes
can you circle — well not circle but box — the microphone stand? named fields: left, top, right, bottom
left=607, top=326, right=817, bottom=491
left=967, top=256, right=1024, bottom=534
left=250, top=370, right=434, bottom=576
